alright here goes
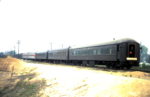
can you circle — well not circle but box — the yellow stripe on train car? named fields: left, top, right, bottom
left=126, top=57, right=137, bottom=61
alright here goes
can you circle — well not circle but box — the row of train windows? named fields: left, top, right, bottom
left=72, top=47, right=116, bottom=56
left=49, top=52, right=67, bottom=56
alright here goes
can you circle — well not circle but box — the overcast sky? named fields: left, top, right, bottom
left=0, top=0, right=150, bottom=53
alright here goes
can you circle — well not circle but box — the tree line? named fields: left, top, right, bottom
left=140, top=45, right=150, bottom=63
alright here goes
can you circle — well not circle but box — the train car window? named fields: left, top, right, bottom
left=101, top=47, right=109, bottom=55
left=71, top=51, right=74, bottom=56
left=88, top=50, right=91, bottom=55
left=77, top=50, right=81, bottom=56
left=111, top=47, right=116, bottom=55
left=73, top=50, right=76, bottom=56
left=101, top=48, right=104, bottom=54
left=85, top=49, right=88, bottom=55
left=117, top=45, right=119, bottom=51
left=97, top=49, right=101, bottom=55
left=93, top=50, right=97, bottom=55
left=79, top=49, right=83, bottom=56
left=110, top=49, right=112, bottom=54
left=129, top=44, right=135, bottom=57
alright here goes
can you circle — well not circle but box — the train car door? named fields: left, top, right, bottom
left=117, top=44, right=120, bottom=61
left=117, top=43, right=127, bottom=62
left=128, top=44, right=135, bottom=57
left=126, top=43, right=138, bottom=61
left=120, top=43, right=127, bottom=61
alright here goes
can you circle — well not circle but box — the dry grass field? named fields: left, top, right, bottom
left=0, top=56, right=25, bottom=72
left=0, top=57, right=46, bottom=97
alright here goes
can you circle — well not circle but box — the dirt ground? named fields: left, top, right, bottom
left=0, top=58, right=150, bottom=97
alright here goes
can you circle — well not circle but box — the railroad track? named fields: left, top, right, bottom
left=27, top=60, right=150, bottom=73
left=81, top=65, right=150, bottom=73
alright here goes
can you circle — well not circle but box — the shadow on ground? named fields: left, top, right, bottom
left=0, top=69, right=47, bottom=97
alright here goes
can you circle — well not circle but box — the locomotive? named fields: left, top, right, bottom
left=22, top=38, right=140, bottom=69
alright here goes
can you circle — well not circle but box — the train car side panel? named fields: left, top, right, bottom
left=22, top=53, right=36, bottom=60
left=117, top=43, right=127, bottom=62
left=36, top=52, right=47, bottom=60
left=69, top=45, right=117, bottom=61
left=48, top=49, right=68, bottom=60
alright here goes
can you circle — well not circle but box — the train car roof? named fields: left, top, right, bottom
left=22, top=52, right=36, bottom=55
left=36, top=52, right=47, bottom=54
left=71, top=38, right=139, bottom=49
left=48, top=48, right=68, bottom=52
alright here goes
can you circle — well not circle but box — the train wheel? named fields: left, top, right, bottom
left=82, top=61, right=88, bottom=67
left=126, top=66, right=131, bottom=69
left=89, top=61, right=95, bottom=67
left=106, top=64, right=111, bottom=68
left=120, top=66, right=125, bottom=69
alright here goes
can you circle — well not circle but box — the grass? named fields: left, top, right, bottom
left=0, top=57, right=47, bottom=97
left=0, top=77, right=46, bottom=97
left=0, top=68, right=47, bottom=97
left=132, top=63, right=150, bottom=72
left=0, top=56, right=25, bottom=73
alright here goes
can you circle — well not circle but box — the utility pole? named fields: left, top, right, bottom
left=14, top=45, right=16, bottom=57
left=17, top=40, right=20, bottom=58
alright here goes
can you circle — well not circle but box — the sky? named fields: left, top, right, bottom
left=0, top=0, right=150, bottom=53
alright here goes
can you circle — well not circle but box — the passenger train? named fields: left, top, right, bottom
left=22, top=38, right=140, bottom=69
